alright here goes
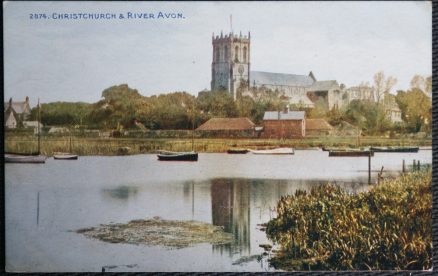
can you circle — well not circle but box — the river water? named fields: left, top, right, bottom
left=5, top=149, right=432, bottom=272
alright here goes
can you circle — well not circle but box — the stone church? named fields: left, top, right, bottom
left=210, top=31, right=343, bottom=110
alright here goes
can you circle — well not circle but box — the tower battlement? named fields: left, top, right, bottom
left=212, top=31, right=250, bottom=43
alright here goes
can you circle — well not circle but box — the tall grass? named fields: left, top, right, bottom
left=4, top=134, right=432, bottom=155
left=266, top=170, right=432, bottom=271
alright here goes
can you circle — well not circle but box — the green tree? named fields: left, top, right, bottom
left=31, top=102, right=93, bottom=126
left=344, top=100, right=391, bottom=135
left=395, top=88, right=431, bottom=133
left=87, top=84, right=148, bottom=129
left=196, top=90, right=237, bottom=118
left=308, top=98, right=328, bottom=118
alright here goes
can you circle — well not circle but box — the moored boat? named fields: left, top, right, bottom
left=5, top=151, right=40, bottom=156
left=53, top=153, right=79, bottom=160
left=227, top=148, right=249, bottom=154
left=5, top=99, right=47, bottom=164
left=322, top=147, right=364, bottom=152
left=5, top=154, right=47, bottom=163
left=157, top=151, right=198, bottom=161
left=370, top=146, right=419, bottom=153
left=249, top=148, right=294, bottom=155
left=329, top=150, right=373, bottom=157
left=54, top=134, right=78, bottom=160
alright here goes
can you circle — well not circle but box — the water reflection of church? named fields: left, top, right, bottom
left=211, top=178, right=251, bottom=256
left=181, top=177, right=369, bottom=260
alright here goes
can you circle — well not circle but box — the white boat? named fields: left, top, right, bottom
left=249, top=147, right=294, bottom=155
left=5, top=154, right=47, bottom=163
left=53, top=133, right=78, bottom=160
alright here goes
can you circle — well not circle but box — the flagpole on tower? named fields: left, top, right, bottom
left=230, top=14, right=233, bottom=34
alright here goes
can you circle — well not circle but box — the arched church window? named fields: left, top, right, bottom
left=216, top=47, right=220, bottom=62
left=224, top=46, right=228, bottom=60
left=234, top=46, right=239, bottom=62
left=243, top=47, right=247, bottom=63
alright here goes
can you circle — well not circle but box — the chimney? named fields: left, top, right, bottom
left=283, top=106, right=289, bottom=114
left=9, top=97, right=12, bottom=106
left=25, top=96, right=29, bottom=103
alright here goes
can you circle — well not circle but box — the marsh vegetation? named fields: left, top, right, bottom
left=266, top=170, right=432, bottom=270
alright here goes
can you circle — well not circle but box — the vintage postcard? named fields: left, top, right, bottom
left=4, top=1, right=432, bottom=272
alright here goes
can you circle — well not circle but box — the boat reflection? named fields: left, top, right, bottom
left=101, top=186, right=139, bottom=200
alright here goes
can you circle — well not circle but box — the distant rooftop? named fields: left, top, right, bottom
left=306, top=119, right=333, bottom=131
left=263, top=111, right=305, bottom=120
left=250, top=71, right=315, bottom=87
left=4, top=102, right=30, bottom=114
left=4, top=97, right=31, bottom=114
left=196, top=117, right=255, bottom=131
left=308, top=80, right=339, bottom=91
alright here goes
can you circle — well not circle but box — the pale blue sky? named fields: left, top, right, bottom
left=4, top=1, right=432, bottom=107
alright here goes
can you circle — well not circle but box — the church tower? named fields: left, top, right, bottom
left=211, top=31, right=250, bottom=100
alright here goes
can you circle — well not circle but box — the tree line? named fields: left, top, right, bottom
left=30, top=73, right=431, bottom=135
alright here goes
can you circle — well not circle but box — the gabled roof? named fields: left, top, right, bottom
left=308, top=80, right=339, bottom=91
left=4, top=100, right=30, bottom=114
left=250, top=71, right=315, bottom=87
left=306, top=119, right=333, bottom=130
left=263, top=111, right=305, bottom=120
left=196, top=117, right=255, bottom=131
left=288, top=93, right=314, bottom=106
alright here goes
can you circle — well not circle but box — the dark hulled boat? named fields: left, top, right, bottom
left=329, top=150, right=374, bottom=157
left=370, top=147, right=419, bottom=153
left=53, top=153, right=79, bottom=160
left=157, top=151, right=198, bottom=161
left=156, top=101, right=198, bottom=162
left=227, top=148, right=249, bottom=154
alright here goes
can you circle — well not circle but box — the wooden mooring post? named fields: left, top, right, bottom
left=402, top=159, right=406, bottom=173
left=37, top=191, right=40, bottom=226
left=377, top=166, right=384, bottom=184
left=368, top=151, right=371, bottom=184
left=413, top=159, right=416, bottom=171
left=417, top=160, right=421, bottom=171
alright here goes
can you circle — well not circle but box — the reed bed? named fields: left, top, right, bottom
left=266, top=170, right=432, bottom=271
left=4, top=135, right=431, bottom=155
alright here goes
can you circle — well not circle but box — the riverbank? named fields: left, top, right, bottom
left=4, top=135, right=432, bottom=156
left=265, top=169, right=432, bottom=271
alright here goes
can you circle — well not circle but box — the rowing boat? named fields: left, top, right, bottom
left=157, top=151, right=198, bottom=161
left=5, top=154, right=47, bottom=163
left=329, top=150, right=373, bottom=157
left=249, top=148, right=294, bottom=155
left=370, top=147, right=419, bottom=153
